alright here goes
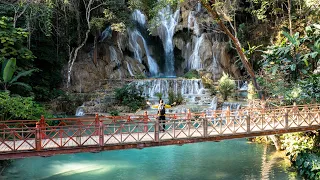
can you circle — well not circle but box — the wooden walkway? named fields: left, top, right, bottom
left=0, top=104, right=319, bottom=160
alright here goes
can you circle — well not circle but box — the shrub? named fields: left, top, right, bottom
left=135, top=73, right=146, bottom=79
left=168, top=90, right=175, bottom=105
left=218, top=73, right=236, bottom=101
left=0, top=91, right=51, bottom=120
left=114, top=84, right=146, bottom=112
left=154, top=92, right=163, bottom=101
left=184, top=70, right=200, bottom=79
left=109, top=110, right=119, bottom=116
left=168, top=90, right=184, bottom=105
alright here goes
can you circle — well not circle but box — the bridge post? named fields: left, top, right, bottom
left=144, top=111, right=148, bottom=132
left=95, top=114, right=99, bottom=136
left=155, top=117, right=159, bottom=142
left=203, top=112, right=207, bottom=137
left=246, top=115, right=251, bottom=133
left=35, top=122, right=42, bottom=151
left=40, top=115, right=46, bottom=139
left=187, top=109, right=191, bottom=137
left=285, top=109, right=289, bottom=129
left=99, top=120, right=104, bottom=146
left=225, top=107, right=231, bottom=126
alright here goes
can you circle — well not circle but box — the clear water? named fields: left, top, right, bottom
left=2, top=139, right=301, bottom=180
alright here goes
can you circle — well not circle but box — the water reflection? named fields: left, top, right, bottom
left=2, top=139, right=301, bottom=180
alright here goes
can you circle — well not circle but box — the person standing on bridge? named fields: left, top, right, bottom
left=157, top=99, right=166, bottom=132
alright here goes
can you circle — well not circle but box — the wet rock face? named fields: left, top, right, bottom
left=66, top=2, right=241, bottom=93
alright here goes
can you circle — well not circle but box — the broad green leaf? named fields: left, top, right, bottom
left=1, top=58, right=16, bottom=83
left=9, top=69, right=36, bottom=84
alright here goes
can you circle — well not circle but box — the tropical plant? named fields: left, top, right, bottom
left=115, top=84, right=146, bottom=112
left=0, top=59, right=36, bottom=91
left=0, top=91, right=50, bottom=121
left=218, top=73, right=236, bottom=101
left=154, top=92, right=163, bottom=101
left=184, top=70, right=200, bottom=79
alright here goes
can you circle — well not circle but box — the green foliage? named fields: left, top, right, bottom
left=0, top=16, right=35, bottom=63
left=184, top=70, right=200, bottom=79
left=247, top=81, right=258, bottom=100
left=154, top=92, right=163, bottom=101
left=295, top=153, right=320, bottom=180
left=168, top=90, right=175, bottom=105
left=115, top=84, right=146, bottom=112
left=204, top=83, right=217, bottom=96
left=282, top=132, right=316, bottom=162
left=0, top=91, right=50, bottom=121
left=218, top=73, right=236, bottom=101
left=109, top=110, right=119, bottom=116
left=168, top=90, right=184, bottom=105
left=135, top=73, right=147, bottom=79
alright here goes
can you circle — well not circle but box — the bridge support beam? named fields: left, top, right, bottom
left=246, top=115, right=250, bottom=133
left=99, top=120, right=104, bottom=146
left=35, top=122, right=42, bottom=151
left=155, top=119, right=159, bottom=142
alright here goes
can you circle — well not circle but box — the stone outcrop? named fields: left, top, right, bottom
left=67, top=2, right=241, bottom=92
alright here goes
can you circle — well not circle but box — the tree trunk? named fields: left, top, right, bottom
left=200, top=0, right=264, bottom=100
left=269, top=135, right=282, bottom=151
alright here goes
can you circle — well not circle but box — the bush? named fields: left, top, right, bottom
left=109, top=110, right=119, bottom=116
left=154, top=92, right=163, bottom=101
left=204, top=83, right=217, bottom=96
left=168, top=90, right=184, bottom=105
left=168, top=90, right=175, bottom=105
left=135, top=73, right=146, bottom=79
left=115, top=84, right=146, bottom=112
left=0, top=91, right=51, bottom=120
left=218, top=73, right=236, bottom=101
left=295, top=153, right=320, bottom=180
left=184, top=70, right=200, bottom=79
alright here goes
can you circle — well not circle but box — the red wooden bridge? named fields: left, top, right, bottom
left=0, top=104, right=319, bottom=160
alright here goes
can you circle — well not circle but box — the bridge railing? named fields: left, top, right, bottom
left=0, top=104, right=319, bottom=153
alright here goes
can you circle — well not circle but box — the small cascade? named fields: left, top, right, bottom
left=187, top=11, right=200, bottom=36
left=221, top=102, right=241, bottom=111
left=211, top=42, right=223, bottom=80
left=132, top=9, right=146, bottom=25
left=126, top=61, right=134, bottom=77
left=133, top=78, right=204, bottom=99
left=210, top=96, right=218, bottom=110
left=129, top=10, right=159, bottom=76
left=157, top=6, right=180, bottom=76
left=109, top=46, right=121, bottom=66
left=196, top=2, right=202, bottom=12
left=75, top=106, right=85, bottom=116
left=188, top=34, right=204, bottom=70
left=99, top=26, right=112, bottom=42
left=239, top=81, right=248, bottom=91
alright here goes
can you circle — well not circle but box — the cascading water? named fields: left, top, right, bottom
left=134, top=79, right=204, bottom=99
left=126, top=61, right=134, bottom=77
left=157, top=6, right=180, bottom=76
left=129, top=10, right=159, bottom=76
left=188, top=34, right=204, bottom=70
left=109, top=46, right=121, bottom=66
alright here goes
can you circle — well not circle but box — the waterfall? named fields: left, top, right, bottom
left=132, top=9, right=146, bottom=25
left=211, top=42, right=223, bottom=80
left=75, top=106, right=85, bottom=116
left=133, top=78, right=204, bottom=98
left=222, top=102, right=241, bottom=111
left=99, top=26, right=112, bottom=42
left=109, top=46, right=121, bottom=66
left=129, top=10, right=159, bottom=76
left=128, top=29, right=159, bottom=76
left=210, top=96, right=218, bottom=110
left=157, top=6, right=180, bottom=76
left=188, top=34, right=204, bottom=70
left=126, top=61, right=134, bottom=77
